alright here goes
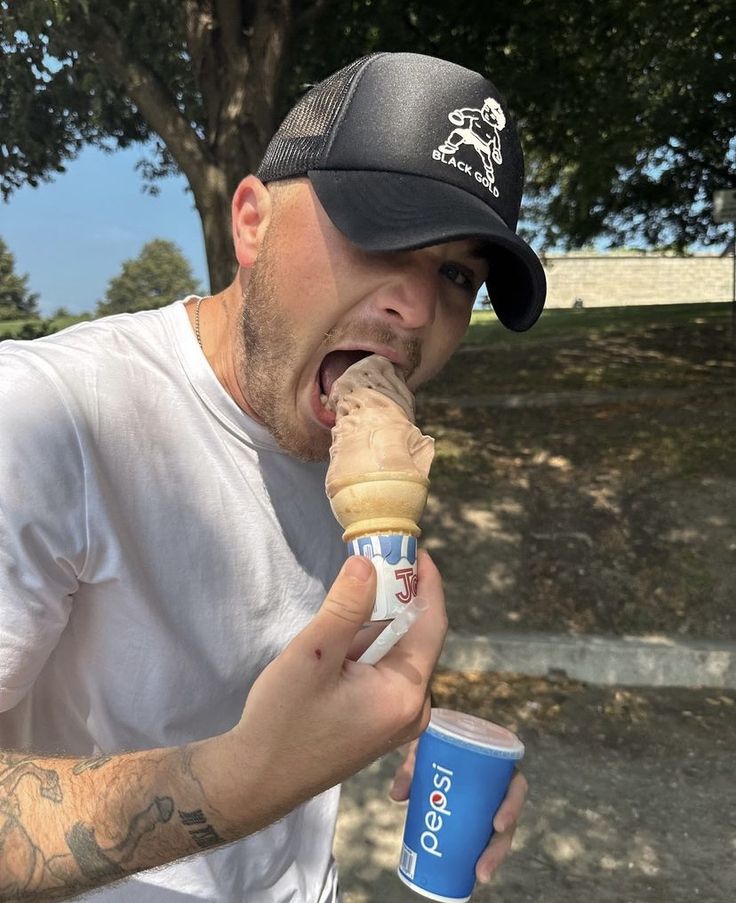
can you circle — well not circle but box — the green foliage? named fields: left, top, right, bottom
left=96, top=240, right=200, bottom=316
left=509, top=0, right=736, bottom=250
left=0, top=318, right=55, bottom=341
left=0, top=0, right=186, bottom=196
left=293, top=0, right=735, bottom=251
left=1, top=0, right=734, bottom=258
left=0, top=238, right=39, bottom=318
left=14, top=319, right=54, bottom=340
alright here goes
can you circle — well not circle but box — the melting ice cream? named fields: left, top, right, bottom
left=325, top=355, right=434, bottom=540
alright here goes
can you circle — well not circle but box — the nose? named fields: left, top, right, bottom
left=372, top=256, right=438, bottom=330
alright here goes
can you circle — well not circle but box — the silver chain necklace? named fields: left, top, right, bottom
left=194, top=296, right=204, bottom=349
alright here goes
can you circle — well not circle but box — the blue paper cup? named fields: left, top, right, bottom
left=398, top=709, right=524, bottom=902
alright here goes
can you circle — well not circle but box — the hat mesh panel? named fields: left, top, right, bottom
left=257, top=56, right=372, bottom=181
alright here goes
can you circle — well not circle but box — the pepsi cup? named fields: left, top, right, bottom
left=398, top=709, right=524, bottom=902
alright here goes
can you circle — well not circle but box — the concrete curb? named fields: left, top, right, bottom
left=439, top=630, right=736, bottom=689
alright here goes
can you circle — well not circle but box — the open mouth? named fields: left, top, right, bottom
left=318, top=349, right=374, bottom=405
left=311, top=349, right=374, bottom=429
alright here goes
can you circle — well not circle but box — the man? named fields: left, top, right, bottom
left=0, top=52, right=544, bottom=901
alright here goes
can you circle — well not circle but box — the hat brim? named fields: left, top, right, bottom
left=308, top=170, right=546, bottom=332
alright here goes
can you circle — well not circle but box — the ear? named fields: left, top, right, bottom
left=232, top=176, right=272, bottom=269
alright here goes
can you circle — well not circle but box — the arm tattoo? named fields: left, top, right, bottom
left=1, top=772, right=175, bottom=895
left=0, top=749, right=195, bottom=899
left=0, top=757, right=64, bottom=896
left=178, top=809, right=223, bottom=850
left=72, top=756, right=113, bottom=775
left=52, top=796, right=174, bottom=881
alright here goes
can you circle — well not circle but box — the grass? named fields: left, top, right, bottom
left=425, top=302, right=735, bottom=396
left=465, top=301, right=733, bottom=346
left=416, top=302, right=736, bottom=639
left=0, top=315, right=91, bottom=340
left=2, top=302, right=731, bottom=344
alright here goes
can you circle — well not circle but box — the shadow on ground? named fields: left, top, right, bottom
left=335, top=674, right=736, bottom=903
left=414, top=311, right=736, bottom=639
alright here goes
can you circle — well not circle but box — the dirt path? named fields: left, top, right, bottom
left=335, top=674, right=736, bottom=902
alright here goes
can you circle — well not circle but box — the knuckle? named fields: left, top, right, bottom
left=392, top=692, right=428, bottom=738
left=322, top=588, right=366, bottom=623
left=409, top=694, right=431, bottom=732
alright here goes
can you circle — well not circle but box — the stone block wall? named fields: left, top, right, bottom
left=541, top=253, right=734, bottom=308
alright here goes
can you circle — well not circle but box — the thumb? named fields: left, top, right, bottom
left=294, top=556, right=376, bottom=667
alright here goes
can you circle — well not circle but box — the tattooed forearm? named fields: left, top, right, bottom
left=178, top=809, right=223, bottom=850
left=0, top=743, right=233, bottom=902
left=0, top=760, right=62, bottom=803
left=72, top=756, right=113, bottom=775
left=60, top=823, right=127, bottom=883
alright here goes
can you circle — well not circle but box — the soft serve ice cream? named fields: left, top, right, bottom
left=325, top=355, right=435, bottom=620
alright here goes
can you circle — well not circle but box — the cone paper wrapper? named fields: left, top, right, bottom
left=348, top=533, right=418, bottom=621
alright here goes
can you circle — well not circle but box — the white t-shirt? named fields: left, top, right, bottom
left=0, top=300, right=347, bottom=902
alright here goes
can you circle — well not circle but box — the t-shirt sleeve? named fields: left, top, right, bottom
left=0, top=347, right=87, bottom=712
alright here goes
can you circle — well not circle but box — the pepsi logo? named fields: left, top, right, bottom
left=420, top=762, right=454, bottom=859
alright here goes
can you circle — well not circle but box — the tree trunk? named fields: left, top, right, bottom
left=188, top=0, right=295, bottom=293
left=194, top=163, right=239, bottom=293
left=79, top=0, right=296, bottom=295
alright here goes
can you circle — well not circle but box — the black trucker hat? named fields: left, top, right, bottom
left=257, top=52, right=546, bottom=331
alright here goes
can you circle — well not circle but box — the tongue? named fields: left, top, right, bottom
left=319, top=350, right=370, bottom=397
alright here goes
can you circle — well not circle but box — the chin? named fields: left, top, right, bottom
left=286, top=443, right=331, bottom=464
left=270, top=420, right=332, bottom=463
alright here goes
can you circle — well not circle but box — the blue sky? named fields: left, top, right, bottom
left=2, top=143, right=209, bottom=316
left=3, top=147, right=494, bottom=318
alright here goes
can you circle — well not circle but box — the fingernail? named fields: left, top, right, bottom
left=344, top=556, right=373, bottom=582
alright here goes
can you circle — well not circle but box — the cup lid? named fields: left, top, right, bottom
left=428, top=708, right=524, bottom=758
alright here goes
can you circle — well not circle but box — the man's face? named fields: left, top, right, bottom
left=237, top=180, right=490, bottom=462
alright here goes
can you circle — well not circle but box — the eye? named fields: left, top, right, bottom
left=440, top=262, right=476, bottom=294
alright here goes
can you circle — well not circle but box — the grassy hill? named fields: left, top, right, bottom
left=420, top=301, right=735, bottom=640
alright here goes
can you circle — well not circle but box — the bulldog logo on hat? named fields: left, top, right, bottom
left=433, top=97, right=507, bottom=197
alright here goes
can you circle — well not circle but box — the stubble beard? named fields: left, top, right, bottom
left=238, top=249, right=332, bottom=463
left=237, top=242, right=424, bottom=464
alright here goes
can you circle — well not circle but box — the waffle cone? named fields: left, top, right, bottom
left=327, top=471, right=429, bottom=542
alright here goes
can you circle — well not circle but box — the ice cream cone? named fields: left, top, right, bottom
left=324, top=354, right=435, bottom=621
left=326, top=471, right=430, bottom=542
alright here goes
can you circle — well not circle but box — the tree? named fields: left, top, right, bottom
left=0, top=238, right=39, bottom=320
left=1, top=1, right=734, bottom=292
left=511, top=0, right=736, bottom=250
left=96, top=239, right=201, bottom=316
